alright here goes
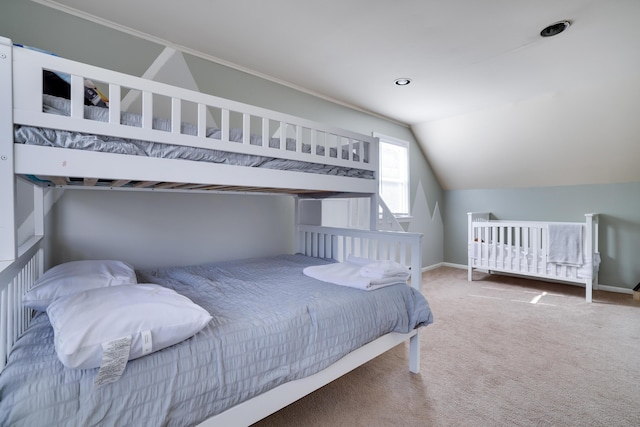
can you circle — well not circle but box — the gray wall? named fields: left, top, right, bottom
left=444, top=182, right=640, bottom=290
left=49, top=190, right=295, bottom=269
left=3, top=0, right=443, bottom=269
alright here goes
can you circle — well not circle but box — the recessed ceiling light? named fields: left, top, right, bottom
left=394, top=78, right=412, bottom=86
left=540, top=20, right=571, bottom=37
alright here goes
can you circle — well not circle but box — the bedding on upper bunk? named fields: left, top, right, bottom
left=14, top=95, right=374, bottom=180
left=0, top=254, right=432, bottom=427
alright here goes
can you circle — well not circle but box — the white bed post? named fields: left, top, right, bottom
left=584, top=213, right=597, bottom=303
left=0, top=37, right=16, bottom=263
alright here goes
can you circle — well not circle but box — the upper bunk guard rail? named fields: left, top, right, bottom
left=11, top=44, right=378, bottom=171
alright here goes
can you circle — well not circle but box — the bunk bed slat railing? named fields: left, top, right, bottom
left=70, top=74, right=84, bottom=119
left=0, top=239, right=43, bottom=373
left=12, top=46, right=377, bottom=175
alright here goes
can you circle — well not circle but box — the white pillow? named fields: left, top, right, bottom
left=47, top=283, right=213, bottom=369
left=22, top=260, right=137, bottom=311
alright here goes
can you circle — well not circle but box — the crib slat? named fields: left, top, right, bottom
left=541, top=227, right=548, bottom=274
left=490, top=226, right=496, bottom=268
left=498, top=227, right=504, bottom=269
left=515, top=227, right=521, bottom=271
left=532, top=227, right=539, bottom=274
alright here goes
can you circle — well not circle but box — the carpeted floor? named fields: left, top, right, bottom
left=253, top=267, right=640, bottom=427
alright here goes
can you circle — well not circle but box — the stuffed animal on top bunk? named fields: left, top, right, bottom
left=15, top=43, right=109, bottom=107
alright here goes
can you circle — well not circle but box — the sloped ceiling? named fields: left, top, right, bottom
left=34, top=0, right=640, bottom=189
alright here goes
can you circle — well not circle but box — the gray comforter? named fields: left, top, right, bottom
left=14, top=95, right=374, bottom=179
left=0, top=254, right=432, bottom=426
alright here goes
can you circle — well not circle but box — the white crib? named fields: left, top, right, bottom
left=468, top=212, right=600, bottom=302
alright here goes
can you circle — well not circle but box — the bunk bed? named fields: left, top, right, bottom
left=0, top=37, right=433, bottom=426
left=467, top=212, right=600, bottom=302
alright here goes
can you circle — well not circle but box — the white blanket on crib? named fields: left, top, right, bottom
left=547, top=224, right=583, bottom=266
left=303, top=257, right=409, bottom=290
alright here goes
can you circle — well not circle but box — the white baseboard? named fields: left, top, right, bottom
left=597, top=284, right=633, bottom=295
left=422, top=262, right=445, bottom=272
left=435, top=263, right=634, bottom=295
left=441, top=262, right=466, bottom=270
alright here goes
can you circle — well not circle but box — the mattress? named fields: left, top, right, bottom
left=14, top=95, right=374, bottom=180
left=469, top=242, right=600, bottom=279
left=0, top=254, right=432, bottom=426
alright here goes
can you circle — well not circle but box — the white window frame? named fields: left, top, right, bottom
left=375, top=133, right=410, bottom=219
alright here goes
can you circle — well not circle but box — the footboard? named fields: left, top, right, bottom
left=467, top=213, right=599, bottom=302
left=296, top=224, right=423, bottom=373
left=296, top=225, right=423, bottom=291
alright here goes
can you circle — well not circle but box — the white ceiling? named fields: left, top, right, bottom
left=33, top=0, right=640, bottom=189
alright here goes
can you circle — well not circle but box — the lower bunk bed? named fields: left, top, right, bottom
left=467, top=212, right=600, bottom=302
left=0, top=225, right=432, bottom=427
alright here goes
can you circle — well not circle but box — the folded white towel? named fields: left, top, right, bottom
left=303, top=258, right=406, bottom=291
left=547, top=224, right=584, bottom=266
left=359, top=260, right=410, bottom=280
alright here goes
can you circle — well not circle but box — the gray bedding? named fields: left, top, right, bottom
left=14, top=95, right=374, bottom=179
left=0, top=254, right=432, bottom=426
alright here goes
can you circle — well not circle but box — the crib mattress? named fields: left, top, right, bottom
left=469, top=242, right=600, bottom=280
left=14, top=95, right=374, bottom=180
left=0, top=254, right=432, bottom=426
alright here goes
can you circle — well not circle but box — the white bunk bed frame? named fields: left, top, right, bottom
left=0, top=37, right=425, bottom=426
left=0, top=35, right=380, bottom=258
left=468, top=212, right=599, bottom=303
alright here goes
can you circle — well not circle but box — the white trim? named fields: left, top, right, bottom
left=442, top=262, right=466, bottom=269
left=30, top=0, right=409, bottom=127
left=597, top=284, right=633, bottom=295
left=423, top=262, right=445, bottom=272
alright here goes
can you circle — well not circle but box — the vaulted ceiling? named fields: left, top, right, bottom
left=33, top=0, right=640, bottom=190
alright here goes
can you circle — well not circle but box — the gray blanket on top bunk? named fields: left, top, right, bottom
left=0, top=254, right=432, bottom=427
left=13, top=95, right=374, bottom=179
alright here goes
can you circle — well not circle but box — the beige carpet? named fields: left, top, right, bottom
left=253, top=267, right=640, bottom=427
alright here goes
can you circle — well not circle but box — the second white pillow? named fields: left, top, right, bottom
left=22, top=260, right=137, bottom=311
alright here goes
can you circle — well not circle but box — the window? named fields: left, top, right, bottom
left=376, top=133, right=410, bottom=217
